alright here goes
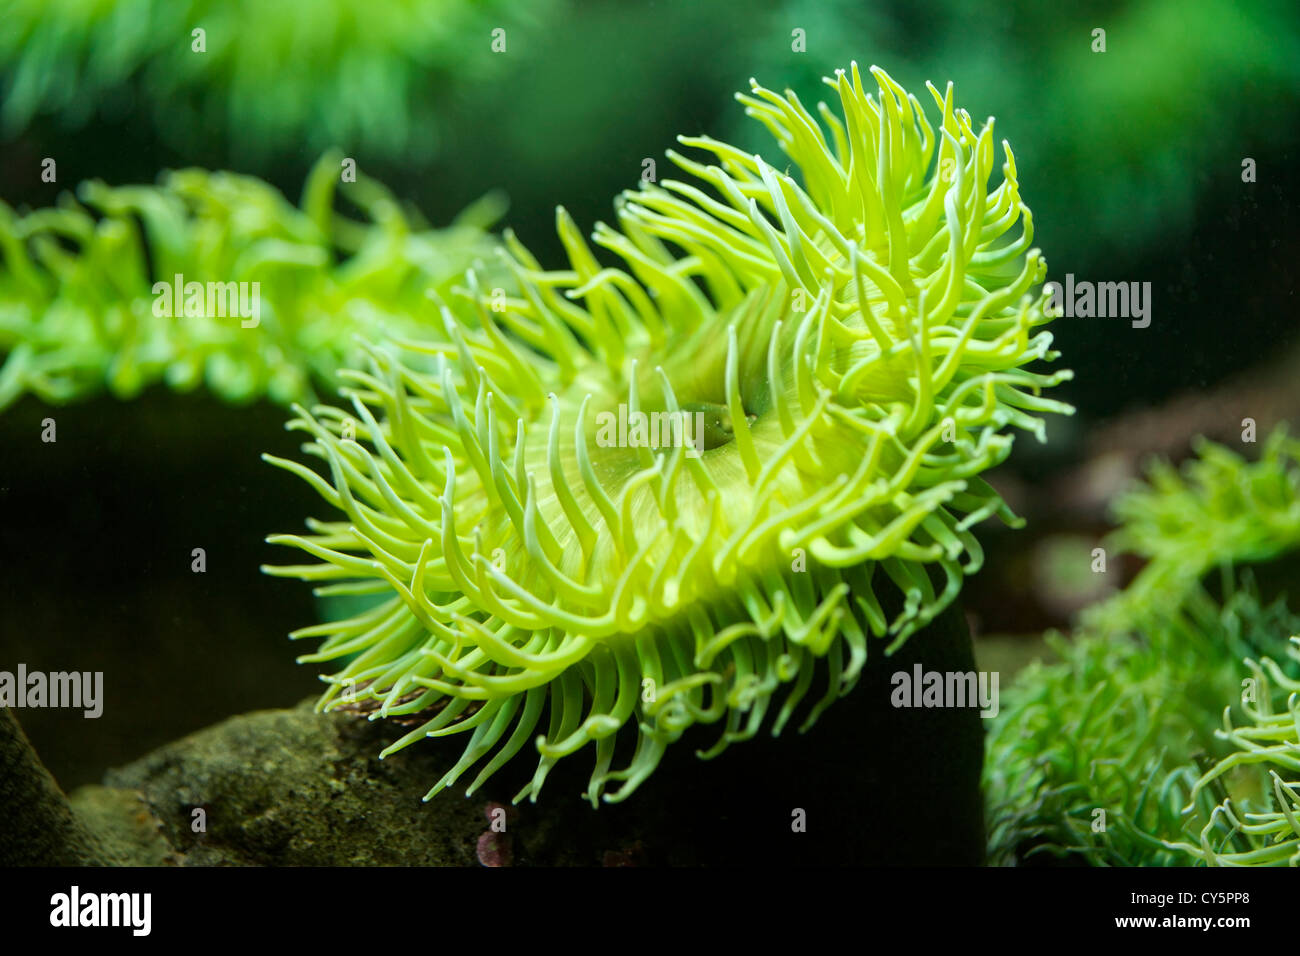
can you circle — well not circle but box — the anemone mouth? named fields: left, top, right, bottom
left=265, top=62, right=1073, bottom=805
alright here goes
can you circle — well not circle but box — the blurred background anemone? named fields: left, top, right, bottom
left=0, top=154, right=503, bottom=411
left=985, top=429, right=1300, bottom=865
left=0, top=0, right=555, bottom=167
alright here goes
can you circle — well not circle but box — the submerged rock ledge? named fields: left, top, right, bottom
left=59, top=601, right=984, bottom=866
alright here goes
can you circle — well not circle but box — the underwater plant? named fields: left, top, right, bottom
left=985, top=428, right=1300, bottom=865
left=265, top=63, right=1072, bottom=806
left=0, top=0, right=553, bottom=164
left=0, top=154, right=501, bottom=411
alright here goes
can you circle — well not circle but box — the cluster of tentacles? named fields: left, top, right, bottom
left=266, top=64, right=1072, bottom=804
left=0, top=153, right=500, bottom=411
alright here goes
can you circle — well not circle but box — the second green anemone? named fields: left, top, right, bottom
left=266, top=64, right=1072, bottom=805
left=0, top=154, right=500, bottom=410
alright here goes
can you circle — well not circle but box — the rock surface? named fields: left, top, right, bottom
left=62, top=599, right=985, bottom=866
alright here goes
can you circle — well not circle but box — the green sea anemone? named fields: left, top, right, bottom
left=0, top=154, right=501, bottom=411
left=1167, top=638, right=1300, bottom=866
left=1087, top=428, right=1300, bottom=635
left=0, top=0, right=551, bottom=164
left=985, top=580, right=1300, bottom=865
left=986, top=428, right=1300, bottom=865
left=265, top=64, right=1072, bottom=805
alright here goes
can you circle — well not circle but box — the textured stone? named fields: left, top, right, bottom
left=59, top=597, right=984, bottom=866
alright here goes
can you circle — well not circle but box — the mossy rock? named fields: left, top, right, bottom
left=65, top=598, right=983, bottom=866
